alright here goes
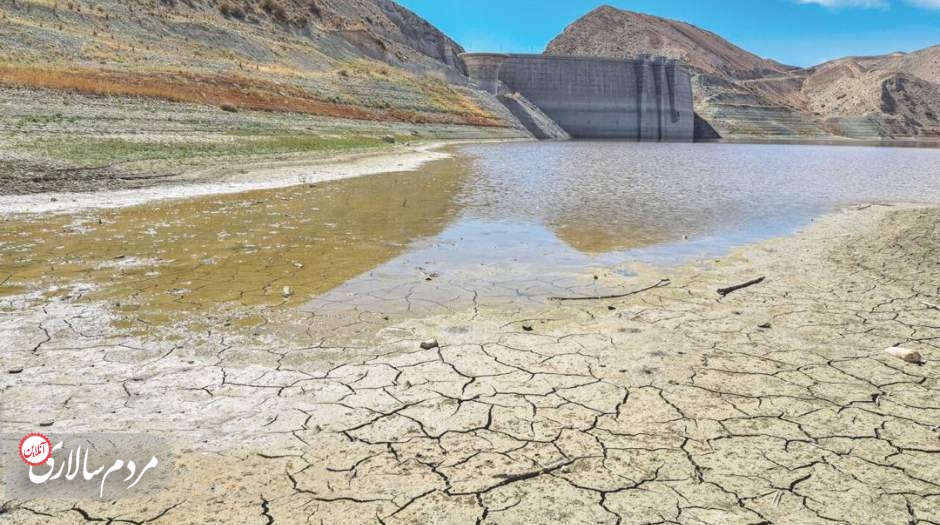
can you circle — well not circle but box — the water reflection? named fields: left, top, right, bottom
left=307, top=141, right=940, bottom=318
left=4, top=141, right=940, bottom=330
left=454, top=141, right=940, bottom=256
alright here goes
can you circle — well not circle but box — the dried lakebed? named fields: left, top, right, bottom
left=1, top=142, right=939, bottom=523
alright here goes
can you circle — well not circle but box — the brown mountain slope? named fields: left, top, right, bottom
left=0, top=0, right=517, bottom=127
left=853, top=45, right=940, bottom=85
left=805, top=46, right=940, bottom=98
left=546, top=5, right=793, bottom=80
left=545, top=5, right=828, bottom=139
left=0, top=0, right=530, bottom=195
left=799, top=46, right=940, bottom=138
left=545, top=5, right=940, bottom=141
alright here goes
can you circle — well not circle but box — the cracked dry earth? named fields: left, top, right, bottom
left=2, top=204, right=939, bottom=524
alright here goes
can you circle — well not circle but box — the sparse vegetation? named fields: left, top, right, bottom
left=0, top=65, right=504, bottom=127
left=261, top=0, right=288, bottom=22
left=0, top=0, right=507, bottom=132
left=0, top=0, right=520, bottom=195
left=218, top=2, right=245, bottom=20
left=15, top=113, right=79, bottom=127
left=26, top=133, right=391, bottom=167
left=215, top=0, right=311, bottom=25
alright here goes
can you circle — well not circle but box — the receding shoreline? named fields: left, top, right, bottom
left=0, top=139, right=526, bottom=216
left=2, top=203, right=938, bottom=523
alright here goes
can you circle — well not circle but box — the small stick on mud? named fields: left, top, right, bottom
left=718, top=277, right=766, bottom=297
left=551, top=279, right=671, bottom=302
left=855, top=203, right=895, bottom=210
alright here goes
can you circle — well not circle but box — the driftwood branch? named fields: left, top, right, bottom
left=718, top=277, right=766, bottom=297
left=551, top=279, right=671, bottom=302
left=855, top=203, right=895, bottom=211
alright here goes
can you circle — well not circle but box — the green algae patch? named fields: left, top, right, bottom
left=25, top=133, right=391, bottom=167
left=0, top=158, right=467, bottom=334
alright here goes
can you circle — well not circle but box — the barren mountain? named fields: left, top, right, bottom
left=885, top=45, right=940, bottom=85
left=546, top=5, right=940, bottom=141
left=0, top=0, right=517, bottom=127
left=800, top=47, right=940, bottom=138
left=546, top=5, right=792, bottom=80
left=0, top=0, right=529, bottom=194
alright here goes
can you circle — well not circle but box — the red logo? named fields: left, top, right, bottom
left=19, top=433, right=52, bottom=467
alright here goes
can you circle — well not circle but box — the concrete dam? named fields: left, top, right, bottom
left=461, top=53, right=695, bottom=141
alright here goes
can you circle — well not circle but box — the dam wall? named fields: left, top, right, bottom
left=461, top=53, right=694, bottom=141
left=498, top=92, right=571, bottom=140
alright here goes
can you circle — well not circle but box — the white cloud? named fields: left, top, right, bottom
left=797, top=0, right=888, bottom=8
left=797, top=0, right=940, bottom=8
left=904, top=0, right=940, bottom=8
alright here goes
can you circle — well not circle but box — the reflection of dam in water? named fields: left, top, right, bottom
left=461, top=53, right=695, bottom=142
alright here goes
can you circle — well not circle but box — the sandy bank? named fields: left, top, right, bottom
left=0, top=139, right=515, bottom=216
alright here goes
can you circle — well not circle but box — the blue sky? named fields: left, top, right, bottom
left=396, top=0, right=939, bottom=67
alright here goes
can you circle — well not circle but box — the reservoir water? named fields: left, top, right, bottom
left=2, top=141, right=939, bottom=328
left=453, top=141, right=940, bottom=258
left=307, top=141, right=940, bottom=316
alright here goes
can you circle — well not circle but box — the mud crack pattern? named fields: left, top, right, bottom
left=1, top=206, right=938, bottom=524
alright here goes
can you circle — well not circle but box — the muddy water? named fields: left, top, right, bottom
left=0, top=161, right=467, bottom=334
left=2, top=141, right=940, bottom=332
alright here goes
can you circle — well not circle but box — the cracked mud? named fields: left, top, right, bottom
left=1, top=202, right=938, bottom=524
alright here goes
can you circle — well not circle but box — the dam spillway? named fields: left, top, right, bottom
left=461, top=53, right=695, bottom=141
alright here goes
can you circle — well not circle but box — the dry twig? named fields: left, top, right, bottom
left=718, top=277, right=766, bottom=297
left=551, top=279, right=671, bottom=302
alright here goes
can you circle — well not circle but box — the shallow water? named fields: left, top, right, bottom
left=453, top=141, right=940, bottom=258
left=3, top=141, right=940, bottom=328
left=0, top=164, right=466, bottom=332
left=306, top=141, right=940, bottom=316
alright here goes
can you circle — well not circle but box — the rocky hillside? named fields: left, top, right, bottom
left=800, top=47, right=940, bottom=139
left=0, top=0, right=517, bottom=127
left=546, top=5, right=940, bottom=141
left=0, top=0, right=532, bottom=195
left=546, top=5, right=792, bottom=80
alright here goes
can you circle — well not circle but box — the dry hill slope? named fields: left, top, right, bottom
left=0, top=0, right=516, bottom=125
left=546, top=5, right=940, bottom=141
left=0, top=0, right=529, bottom=194
left=885, top=45, right=940, bottom=85
left=800, top=47, right=940, bottom=139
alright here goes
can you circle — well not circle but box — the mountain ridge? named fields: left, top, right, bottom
left=0, top=0, right=521, bottom=128
left=547, top=5, right=795, bottom=80
left=545, top=5, right=940, bottom=140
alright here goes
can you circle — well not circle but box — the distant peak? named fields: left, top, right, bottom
left=587, top=4, right=636, bottom=17
left=546, top=4, right=793, bottom=78
left=591, top=4, right=621, bottom=13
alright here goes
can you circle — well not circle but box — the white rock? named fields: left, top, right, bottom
left=420, top=339, right=439, bottom=350
left=282, top=286, right=294, bottom=298
left=885, top=347, right=924, bottom=364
